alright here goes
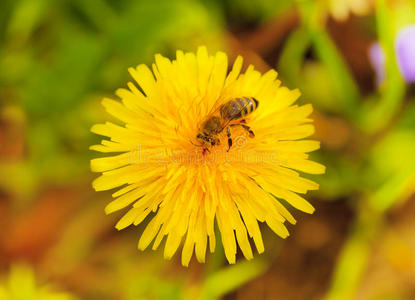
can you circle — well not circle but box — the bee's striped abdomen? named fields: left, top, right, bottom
left=242, top=96, right=258, bottom=116
left=220, top=97, right=259, bottom=120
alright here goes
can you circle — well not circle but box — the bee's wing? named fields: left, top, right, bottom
left=205, top=94, right=228, bottom=118
left=217, top=97, right=255, bottom=130
left=197, top=95, right=228, bottom=131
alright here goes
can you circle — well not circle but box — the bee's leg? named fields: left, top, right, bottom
left=226, top=127, right=232, bottom=152
left=230, top=124, right=255, bottom=138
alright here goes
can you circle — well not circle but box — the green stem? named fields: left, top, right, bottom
left=360, top=0, right=405, bottom=133
left=296, top=1, right=361, bottom=121
left=278, top=27, right=311, bottom=87
left=325, top=201, right=383, bottom=300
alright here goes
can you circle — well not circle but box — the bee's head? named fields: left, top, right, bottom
left=196, top=133, right=220, bottom=147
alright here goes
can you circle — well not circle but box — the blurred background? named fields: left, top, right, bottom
left=1, top=0, right=415, bottom=299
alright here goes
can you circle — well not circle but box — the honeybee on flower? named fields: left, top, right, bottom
left=193, top=96, right=258, bottom=151
left=90, top=46, right=325, bottom=266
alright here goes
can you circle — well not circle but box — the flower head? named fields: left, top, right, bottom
left=368, top=42, right=386, bottom=85
left=368, top=25, right=415, bottom=85
left=91, top=47, right=325, bottom=266
left=396, top=25, right=415, bottom=83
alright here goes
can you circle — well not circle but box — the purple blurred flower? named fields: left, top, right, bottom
left=396, top=25, right=415, bottom=83
left=368, top=42, right=386, bottom=85
left=368, top=25, right=415, bottom=84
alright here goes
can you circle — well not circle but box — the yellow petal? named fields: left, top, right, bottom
left=128, top=64, right=157, bottom=97
left=283, top=159, right=326, bottom=175
left=90, top=152, right=131, bottom=172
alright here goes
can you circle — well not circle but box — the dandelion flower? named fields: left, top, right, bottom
left=90, top=46, right=325, bottom=266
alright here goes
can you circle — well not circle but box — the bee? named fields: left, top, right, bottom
left=194, top=97, right=258, bottom=151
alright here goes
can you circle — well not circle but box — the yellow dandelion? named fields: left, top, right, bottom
left=90, top=46, right=325, bottom=266
left=0, top=264, right=77, bottom=300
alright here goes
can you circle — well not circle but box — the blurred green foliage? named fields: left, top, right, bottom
left=0, top=0, right=224, bottom=199
left=0, top=264, right=77, bottom=300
